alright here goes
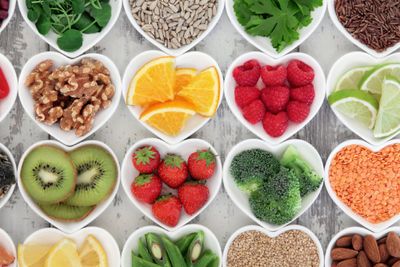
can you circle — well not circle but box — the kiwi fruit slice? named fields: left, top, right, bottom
left=39, top=203, right=94, bottom=221
left=21, top=145, right=76, bottom=204
left=64, top=145, right=117, bottom=206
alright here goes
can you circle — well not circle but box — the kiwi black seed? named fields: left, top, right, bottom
left=39, top=203, right=95, bottom=221
left=20, top=145, right=76, bottom=204
left=64, top=145, right=117, bottom=206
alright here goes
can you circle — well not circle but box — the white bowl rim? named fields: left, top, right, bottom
left=0, top=143, right=16, bottom=210
left=0, top=0, right=16, bottom=34
left=0, top=52, right=18, bottom=123
left=0, top=228, right=16, bottom=267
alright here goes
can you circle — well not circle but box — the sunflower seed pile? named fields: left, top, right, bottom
left=130, top=0, right=218, bottom=49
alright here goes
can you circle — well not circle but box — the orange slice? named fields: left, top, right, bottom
left=177, top=67, right=220, bottom=117
left=174, top=68, right=197, bottom=94
left=127, top=57, right=176, bottom=106
left=140, top=99, right=196, bottom=136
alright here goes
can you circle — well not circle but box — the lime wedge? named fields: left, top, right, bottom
left=373, top=78, right=400, bottom=138
left=360, top=64, right=400, bottom=95
left=335, top=66, right=373, bottom=91
left=328, top=89, right=379, bottom=129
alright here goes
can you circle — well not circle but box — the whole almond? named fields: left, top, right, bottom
left=337, top=258, right=357, bottom=267
left=336, top=236, right=353, bottom=247
left=379, top=244, right=390, bottom=262
left=364, top=235, right=381, bottom=263
left=386, top=232, right=400, bottom=257
left=332, top=248, right=359, bottom=260
left=392, top=260, right=400, bottom=267
left=378, top=237, right=387, bottom=245
left=373, top=264, right=387, bottom=267
left=357, top=251, right=372, bottom=267
left=353, top=234, right=363, bottom=251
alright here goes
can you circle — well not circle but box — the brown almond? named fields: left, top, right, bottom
left=353, top=234, right=363, bottom=251
left=373, top=264, right=387, bottom=267
left=378, top=237, right=387, bottom=245
left=332, top=262, right=338, bottom=267
left=386, top=232, right=400, bottom=257
left=379, top=244, right=390, bottom=262
left=357, top=251, right=372, bottom=267
left=392, top=260, right=400, bottom=267
left=336, top=236, right=353, bottom=247
left=364, top=235, right=381, bottom=263
left=337, top=258, right=357, bottom=267
left=332, top=248, right=359, bottom=260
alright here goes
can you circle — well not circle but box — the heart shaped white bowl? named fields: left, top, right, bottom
left=123, top=0, right=224, bottom=56
left=0, top=0, right=16, bottom=34
left=0, top=228, right=16, bottom=267
left=223, top=139, right=324, bottom=231
left=327, top=52, right=400, bottom=145
left=22, top=226, right=120, bottom=266
left=121, top=224, right=222, bottom=267
left=121, top=138, right=222, bottom=231
left=325, top=226, right=400, bottom=266
left=328, top=0, right=399, bottom=58
left=325, top=139, right=400, bottom=232
left=18, top=0, right=122, bottom=58
left=0, top=143, right=16, bottom=210
left=0, top=53, right=18, bottom=123
left=225, top=52, right=325, bottom=144
left=17, top=140, right=121, bottom=234
left=122, top=50, right=224, bottom=144
left=223, top=224, right=324, bottom=267
left=18, top=51, right=122, bottom=146
left=225, top=0, right=327, bottom=58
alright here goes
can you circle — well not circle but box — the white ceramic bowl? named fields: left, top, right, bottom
left=325, top=139, right=400, bottom=232
left=225, top=0, right=327, bottom=58
left=223, top=139, right=324, bottom=231
left=18, top=0, right=122, bottom=58
left=122, top=50, right=224, bottom=144
left=325, top=226, right=400, bottom=266
left=123, top=0, right=224, bottom=56
left=0, top=143, right=16, bottom=210
left=0, top=0, right=16, bottom=34
left=18, top=51, right=122, bottom=146
left=223, top=224, right=324, bottom=267
left=22, top=226, right=120, bottom=266
left=225, top=52, right=325, bottom=144
left=0, top=228, right=16, bottom=267
left=17, top=140, right=121, bottom=234
left=326, top=51, right=400, bottom=145
left=121, top=138, right=222, bottom=231
left=0, top=53, right=18, bottom=123
left=328, top=0, right=399, bottom=58
left=121, top=224, right=222, bottom=267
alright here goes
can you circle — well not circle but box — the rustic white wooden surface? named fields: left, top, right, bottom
left=0, top=7, right=396, bottom=255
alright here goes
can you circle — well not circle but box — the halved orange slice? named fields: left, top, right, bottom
left=174, top=68, right=197, bottom=94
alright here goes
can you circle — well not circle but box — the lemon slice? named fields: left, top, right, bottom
left=79, top=235, right=108, bottom=267
left=360, top=64, right=400, bottom=95
left=45, top=238, right=82, bottom=267
left=18, top=244, right=52, bottom=267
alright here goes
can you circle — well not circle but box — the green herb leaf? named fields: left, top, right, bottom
left=233, top=0, right=253, bottom=26
left=57, top=29, right=83, bottom=52
left=41, top=2, right=51, bottom=16
left=27, top=5, right=41, bottom=22
left=73, top=12, right=101, bottom=33
left=71, top=0, right=85, bottom=14
left=90, top=2, right=111, bottom=27
left=36, top=14, right=52, bottom=35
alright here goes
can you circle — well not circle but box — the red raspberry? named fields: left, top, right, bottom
left=290, top=84, right=315, bottom=105
left=287, top=101, right=310, bottom=123
left=233, top=60, right=261, bottom=86
left=261, top=86, right=290, bottom=113
left=287, top=60, right=315, bottom=87
left=242, top=100, right=266, bottom=124
left=260, top=65, right=287, bottom=86
left=234, top=86, right=261, bottom=109
left=262, top=112, right=288, bottom=137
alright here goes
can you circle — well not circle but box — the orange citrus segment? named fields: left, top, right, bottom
left=127, top=56, right=176, bottom=106
left=140, top=99, right=196, bottom=136
left=174, top=68, right=197, bottom=94
left=177, top=67, right=220, bottom=117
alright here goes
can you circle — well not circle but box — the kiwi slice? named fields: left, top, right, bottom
left=64, top=145, right=117, bottom=206
left=21, top=145, right=76, bottom=204
left=39, top=203, right=94, bottom=221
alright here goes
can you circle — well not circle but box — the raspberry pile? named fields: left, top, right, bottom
left=233, top=59, right=316, bottom=137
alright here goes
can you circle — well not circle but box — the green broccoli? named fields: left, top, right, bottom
left=280, top=145, right=322, bottom=197
left=230, top=149, right=280, bottom=194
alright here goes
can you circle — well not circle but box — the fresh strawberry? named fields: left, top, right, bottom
left=158, top=154, right=188, bottom=188
left=232, top=60, right=261, bottom=86
left=188, top=149, right=216, bottom=180
left=178, top=182, right=209, bottom=215
left=234, top=86, right=261, bottom=109
left=152, top=194, right=182, bottom=227
left=131, top=174, right=162, bottom=204
left=132, top=146, right=160, bottom=174
left=261, top=86, right=290, bottom=113
left=287, top=60, right=315, bottom=87
left=263, top=111, right=289, bottom=137
left=290, top=84, right=315, bottom=105
left=287, top=101, right=310, bottom=123
left=260, top=65, right=287, bottom=86
left=243, top=99, right=266, bottom=124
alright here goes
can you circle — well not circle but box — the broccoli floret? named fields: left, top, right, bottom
left=280, top=145, right=323, bottom=197
left=249, top=166, right=301, bottom=225
left=230, top=149, right=280, bottom=194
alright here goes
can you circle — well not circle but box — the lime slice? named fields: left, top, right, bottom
left=373, top=78, right=400, bottom=138
left=328, top=89, right=379, bottom=129
left=360, top=64, right=400, bottom=95
left=335, top=66, right=373, bottom=91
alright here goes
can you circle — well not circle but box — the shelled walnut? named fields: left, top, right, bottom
left=25, top=58, right=115, bottom=136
